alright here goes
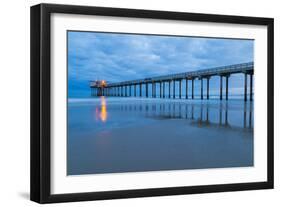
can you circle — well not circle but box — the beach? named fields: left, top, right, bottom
left=67, top=97, right=253, bottom=175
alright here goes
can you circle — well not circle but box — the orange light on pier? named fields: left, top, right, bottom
left=101, top=80, right=107, bottom=87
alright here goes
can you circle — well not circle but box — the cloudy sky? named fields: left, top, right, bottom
left=68, top=31, right=253, bottom=98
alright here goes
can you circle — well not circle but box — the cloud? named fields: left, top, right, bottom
left=67, top=31, right=253, bottom=97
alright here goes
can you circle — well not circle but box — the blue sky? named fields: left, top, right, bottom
left=68, top=31, right=253, bottom=98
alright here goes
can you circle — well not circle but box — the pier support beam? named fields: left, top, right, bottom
left=134, top=84, right=136, bottom=97
left=161, top=82, right=163, bottom=98
left=225, top=75, right=229, bottom=101
left=129, top=85, right=131, bottom=96
left=186, top=78, right=188, bottom=99
left=151, top=83, right=153, bottom=98
left=154, top=82, right=157, bottom=98
left=173, top=80, right=176, bottom=99
left=244, top=73, right=247, bottom=101
left=146, top=83, right=148, bottom=98
left=140, top=83, right=142, bottom=97
left=200, top=78, right=203, bottom=100
left=191, top=78, right=194, bottom=99
left=163, top=82, right=165, bottom=98
left=125, top=85, right=127, bottom=97
left=169, top=81, right=171, bottom=98
left=207, top=77, right=210, bottom=99
left=151, top=83, right=154, bottom=98
left=154, top=83, right=156, bottom=98
left=179, top=80, right=182, bottom=99
left=220, top=76, right=223, bottom=100
left=250, top=74, right=253, bottom=101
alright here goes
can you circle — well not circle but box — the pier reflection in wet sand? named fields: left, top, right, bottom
left=67, top=98, right=253, bottom=175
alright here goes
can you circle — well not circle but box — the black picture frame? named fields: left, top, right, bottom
left=30, top=3, right=274, bottom=204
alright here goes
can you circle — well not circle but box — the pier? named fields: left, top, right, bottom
left=90, top=62, right=254, bottom=101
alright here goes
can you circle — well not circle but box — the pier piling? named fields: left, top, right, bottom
left=192, top=79, right=194, bottom=99
left=186, top=78, right=188, bottom=99
left=244, top=73, right=248, bottom=101
left=207, top=77, right=210, bottom=99
left=179, top=80, right=182, bottom=99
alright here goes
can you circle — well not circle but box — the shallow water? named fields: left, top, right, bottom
left=67, top=97, right=253, bottom=175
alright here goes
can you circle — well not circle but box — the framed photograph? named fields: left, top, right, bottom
left=30, top=3, right=274, bottom=203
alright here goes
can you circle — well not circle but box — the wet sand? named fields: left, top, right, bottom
left=67, top=98, right=253, bottom=175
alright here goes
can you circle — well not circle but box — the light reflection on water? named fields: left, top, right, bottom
left=118, top=101, right=253, bottom=129
left=68, top=97, right=254, bottom=175
left=95, top=96, right=107, bottom=122
left=93, top=97, right=253, bottom=129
